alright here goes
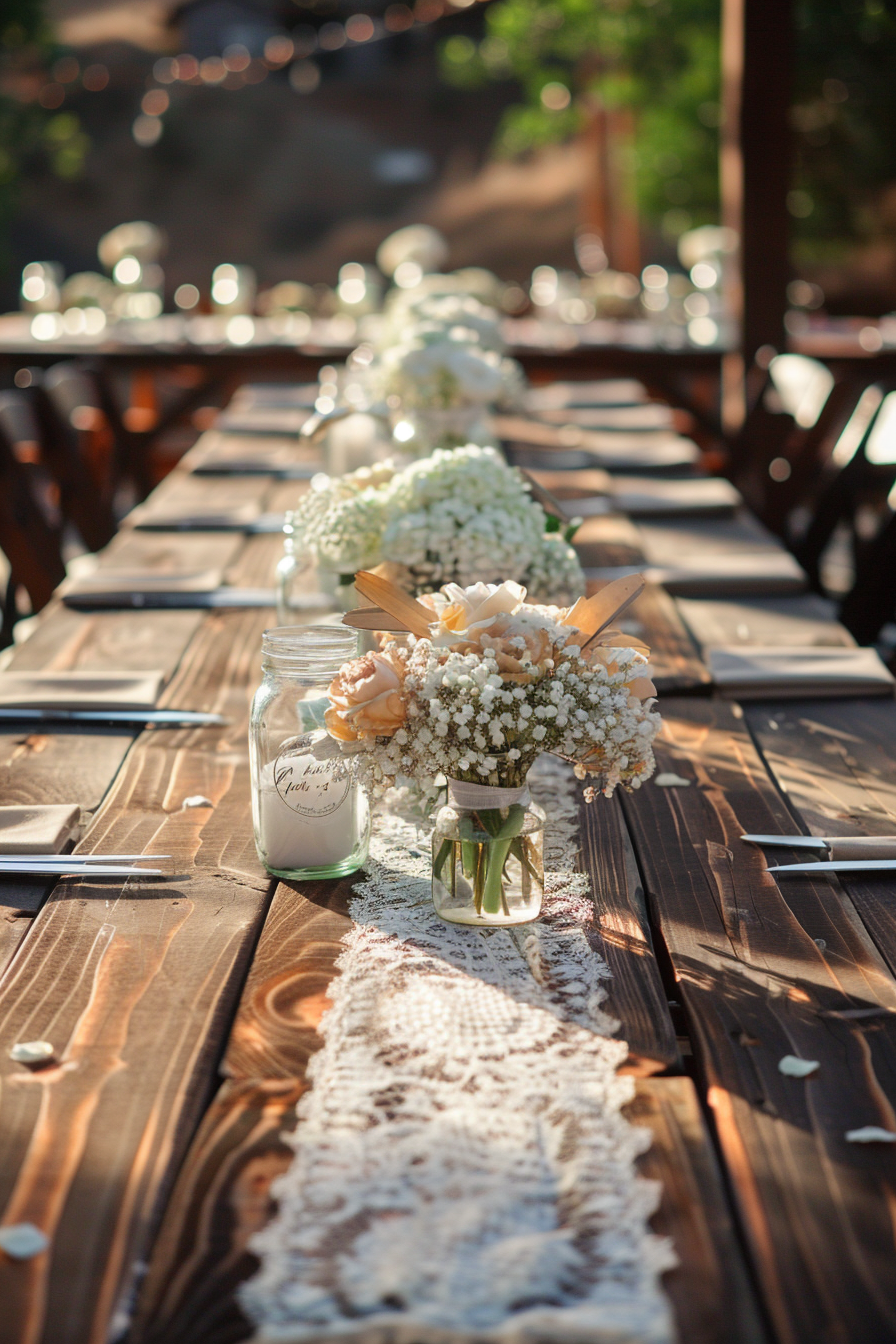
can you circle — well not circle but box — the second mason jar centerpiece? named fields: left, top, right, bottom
left=249, top=626, right=370, bottom=880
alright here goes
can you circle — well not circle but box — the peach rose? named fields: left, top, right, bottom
left=450, top=612, right=558, bottom=683
left=325, top=650, right=407, bottom=741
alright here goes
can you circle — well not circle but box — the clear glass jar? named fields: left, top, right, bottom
left=275, top=513, right=315, bottom=626
left=249, top=626, right=370, bottom=880
left=431, top=778, right=545, bottom=926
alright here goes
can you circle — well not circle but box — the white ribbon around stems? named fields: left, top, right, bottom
left=447, top=778, right=530, bottom=810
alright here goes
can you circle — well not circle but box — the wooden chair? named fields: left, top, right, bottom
left=729, top=353, right=869, bottom=537
left=793, top=382, right=896, bottom=593
left=0, top=414, right=66, bottom=647
left=22, top=366, right=118, bottom=551
left=839, top=504, right=896, bottom=644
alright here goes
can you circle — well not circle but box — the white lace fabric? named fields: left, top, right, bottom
left=242, top=758, right=675, bottom=1344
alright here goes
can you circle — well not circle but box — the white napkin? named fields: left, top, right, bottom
left=678, top=596, right=855, bottom=650
left=62, top=568, right=223, bottom=599
left=0, top=670, right=165, bottom=710
left=0, top=805, right=80, bottom=854
left=535, top=404, right=675, bottom=431
left=612, top=476, right=743, bottom=516
left=645, top=552, right=807, bottom=596
left=709, top=646, right=895, bottom=698
left=523, top=379, right=647, bottom=410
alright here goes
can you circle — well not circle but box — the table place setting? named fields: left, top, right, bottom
left=707, top=644, right=896, bottom=698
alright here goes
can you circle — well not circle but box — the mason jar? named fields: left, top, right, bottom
left=431, top=777, right=545, bottom=926
left=249, top=626, right=370, bottom=880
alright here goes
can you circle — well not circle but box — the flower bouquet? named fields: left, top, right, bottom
left=288, top=445, right=585, bottom=607
left=320, top=570, right=660, bottom=926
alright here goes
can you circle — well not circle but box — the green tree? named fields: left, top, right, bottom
left=0, top=0, right=90, bottom=275
left=441, top=0, right=722, bottom=237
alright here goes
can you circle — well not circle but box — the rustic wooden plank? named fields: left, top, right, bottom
left=131, top=842, right=677, bottom=1343
left=628, top=1076, right=769, bottom=1344
left=577, top=794, right=678, bottom=1073
left=223, top=878, right=352, bottom=1082
left=620, top=698, right=896, bottom=1344
left=128, top=1076, right=302, bottom=1344
left=574, top=513, right=645, bottom=568
left=0, top=608, right=277, bottom=1344
left=746, top=699, right=896, bottom=982
left=586, top=577, right=711, bottom=695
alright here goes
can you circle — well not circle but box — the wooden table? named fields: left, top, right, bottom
left=1, top=403, right=895, bottom=1344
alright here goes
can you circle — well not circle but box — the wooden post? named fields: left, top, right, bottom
left=721, top=0, right=794, bottom=433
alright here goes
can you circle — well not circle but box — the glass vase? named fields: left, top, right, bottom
left=431, top=779, right=544, bottom=926
left=249, top=626, right=370, bottom=880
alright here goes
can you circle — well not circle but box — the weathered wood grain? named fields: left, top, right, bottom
left=129, top=1077, right=302, bottom=1344
left=577, top=794, right=678, bottom=1073
left=0, top=609, right=276, bottom=1344
left=574, top=513, right=645, bottom=568
left=621, top=698, right=896, bottom=1344
left=223, top=878, right=353, bottom=1082
left=746, top=698, right=896, bottom=984
left=131, top=1073, right=763, bottom=1344
left=628, top=1076, right=769, bottom=1344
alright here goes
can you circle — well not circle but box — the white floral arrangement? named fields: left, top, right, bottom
left=378, top=339, right=506, bottom=410
left=320, top=576, right=660, bottom=806
left=369, top=276, right=524, bottom=414
left=291, top=445, right=585, bottom=603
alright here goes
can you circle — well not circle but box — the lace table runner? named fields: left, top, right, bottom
left=241, top=758, right=674, bottom=1344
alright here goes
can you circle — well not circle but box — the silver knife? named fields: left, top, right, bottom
left=0, top=854, right=172, bottom=864
left=742, top=834, right=896, bottom=860
left=768, top=859, right=896, bottom=875
left=0, top=709, right=228, bottom=727
left=0, top=862, right=170, bottom=877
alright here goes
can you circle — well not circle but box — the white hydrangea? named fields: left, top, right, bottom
left=380, top=446, right=549, bottom=589
left=523, top=532, right=587, bottom=605
left=291, top=446, right=585, bottom=597
left=378, top=338, right=505, bottom=409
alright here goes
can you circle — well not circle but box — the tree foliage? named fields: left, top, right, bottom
left=441, top=0, right=721, bottom=237
left=442, top=0, right=896, bottom=258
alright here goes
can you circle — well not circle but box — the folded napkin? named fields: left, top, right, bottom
left=709, top=646, right=896, bottom=698
left=582, top=553, right=808, bottom=597
left=215, top=407, right=311, bottom=436
left=612, top=476, right=743, bottom=517
left=523, top=379, right=647, bottom=411
left=535, top=404, right=675, bottom=431
left=0, top=670, right=164, bottom=710
left=62, top=569, right=230, bottom=608
left=184, top=431, right=321, bottom=477
left=131, top=502, right=263, bottom=531
left=646, top=553, right=808, bottom=597
left=678, top=596, right=855, bottom=650
left=229, top=383, right=318, bottom=410
left=495, top=415, right=700, bottom=471
left=63, top=568, right=223, bottom=596
left=0, top=805, right=80, bottom=854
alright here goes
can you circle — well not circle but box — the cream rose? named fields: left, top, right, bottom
left=428, top=580, right=527, bottom=646
left=325, top=650, right=407, bottom=742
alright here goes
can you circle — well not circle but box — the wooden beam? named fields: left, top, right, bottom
left=721, top=0, right=795, bottom=431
